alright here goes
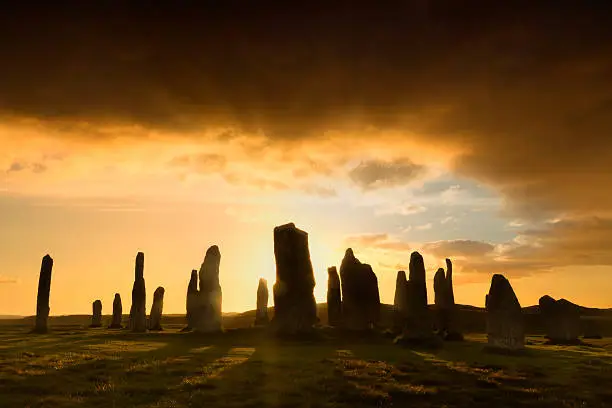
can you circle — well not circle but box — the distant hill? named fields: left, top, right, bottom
left=0, top=315, right=23, bottom=319
left=2, top=302, right=611, bottom=335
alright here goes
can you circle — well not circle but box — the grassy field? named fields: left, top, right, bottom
left=1, top=322, right=611, bottom=408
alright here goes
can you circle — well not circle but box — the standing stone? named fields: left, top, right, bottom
left=327, top=267, right=342, bottom=326
left=255, top=278, right=270, bottom=326
left=109, top=293, right=123, bottom=329
left=34, top=254, right=53, bottom=333
left=149, top=287, right=165, bottom=331
left=90, top=300, right=102, bottom=327
left=340, top=249, right=380, bottom=330
left=192, top=246, right=223, bottom=333
left=539, top=296, right=580, bottom=344
left=396, top=251, right=438, bottom=345
left=272, top=223, right=317, bottom=334
left=393, top=270, right=409, bottom=332
left=185, top=270, right=198, bottom=330
left=433, top=259, right=463, bottom=340
left=485, top=274, right=524, bottom=350
left=129, top=252, right=147, bottom=332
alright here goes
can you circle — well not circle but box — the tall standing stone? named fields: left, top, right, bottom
left=327, top=266, right=342, bottom=326
left=109, top=293, right=123, bottom=329
left=340, top=249, right=380, bottom=330
left=185, top=270, right=198, bottom=330
left=272, top=223, right=317, bottom=334
left=255, top=278, right=269, bottom=326
left=149, top=287, right=165, bottom=331
left=193, top=246, right=223, bottom=333
left=129, top=252, right=147, bottom=332
left=34, top=254, right=53, bottom=333
left=393, top=270, right=409, bottom=331
left=485, top=274, right=524, bottom=350
left=433, top=259, right=463, bottom=340
left=90, top=300, right=102, bottom=327
left=395, top=252, right=440, bottom=346
left=539, top=296, right=580, bottom=344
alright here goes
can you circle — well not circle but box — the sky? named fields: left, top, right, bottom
left=2, top=1, right=612, bottom=316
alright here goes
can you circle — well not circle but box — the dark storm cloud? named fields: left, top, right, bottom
left=2, top=1, right=612, bottom=219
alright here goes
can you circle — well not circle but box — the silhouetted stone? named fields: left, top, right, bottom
left=272, top=223, right=317, bottom=334
left=393, top=270, right=408, bottom=331
left=539, top=296, right=580, bottom=344
left=433, top=259, right=463, bottom=341
left=149, top=287, right=165, bottom=331
left=34, top=254, right=53, bottom=333
left=485, top=274, right=524, bottom=350
left=340, top=248, right=380, bottom=330
left=408, top=251, right=427, bottom=307
left=90, top=300, right=102, bottom=328
left=192, top=245, right=223, bottom=333
left=108, top=293, right=123, bottom=329
left=582, top=317, right=603, bottom=339
left=129, top=252, right=147, bottom=332
left=184, top=269, right=198, bottom=331
left=327, top=266, right=342, bottom=326
left=255, top=278, right=270, bottom=326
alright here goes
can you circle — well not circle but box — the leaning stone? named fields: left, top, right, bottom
left=149, top=287, right=165, bottom=331
left=393, top=270, right=408, bottom=332
left=33, top=254, right=53, bottom=333
left=184, top=269, right=198, bottom=331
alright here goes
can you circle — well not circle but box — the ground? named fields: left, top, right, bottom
left=0, top=324, right=611, bottom=407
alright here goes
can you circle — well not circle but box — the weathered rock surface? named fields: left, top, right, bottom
left=340, top=248, right=380, bottom=330
left=327, top=266, right=342, bottom=326
left=272, top=223, right=317, bottom=334
left=149, top=287, right=165, bottom=331
left=255, top=278, right=269, bottom=326
left=192, top=246, right=223, bottom=333
left=34, top=254, right=53, bottom=333
left=90, top=300, right=102, bottom=327
left=539, top=295, right=580, bottom=344
left=129, top=252, right=147, bottom=332
left=408, top=251, right=428, bottom=307
left=433, top=259, right=463, bottom=341
left=486, top=274, right=524, bottom=350
left=109, top=293, right=123, bottom=329
left=393, top=270, right=408, bottom=331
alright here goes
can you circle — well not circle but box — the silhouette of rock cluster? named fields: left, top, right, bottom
left=255, top=278, right=269, bottom=326
left=90, top=300, right=102, bottom=328
left=486, top=274, right=524, bottom=350
left=340, top=248, right=380, bottom=330
left=34, top=254, right=53, bottom=333
left=395, top=252, right=441, bottom=346
left=185, top=246, right=223, bottom=333
left=129, top=252, right=147, bottom=332
left=109, top=293, right=123, bottom=329
left=149, top=286, right=165, bottom=331
left=433, top=259, right=462, bottom=341
left=272, top=223, right=317, bottom=334
left=327, top=266, right=342, bottom=327
left=539, top=295, right=580, bottom=344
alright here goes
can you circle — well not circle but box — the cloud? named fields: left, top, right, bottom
left=6, top=161, right=47, bottom=174
left=344, top=233, right=412, bottom=252
left=415, top=223, right=433, bottom=230
left=0, top=275, right=17, bottom=284
left=348, top=159, right=425, bottom=190
left=422, top=239, right=496, bottom=258
left=168, top=153, right=227, bottom=173
left=299, top=184, right=337, bottom=198
left=375, top=203, right=427, bottom=216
